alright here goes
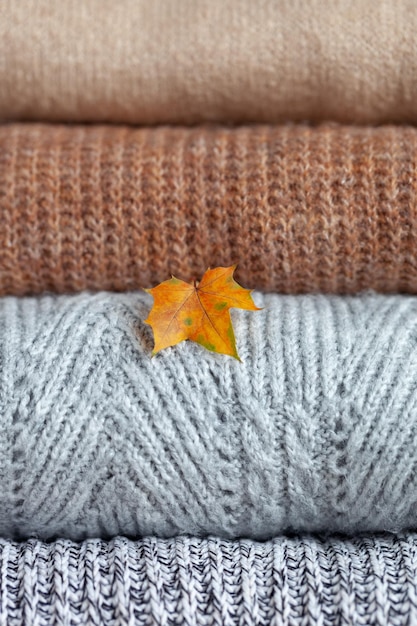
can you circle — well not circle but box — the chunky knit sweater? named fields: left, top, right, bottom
left=1, top=123, right=417, bottom=296
left=1, top=533, right=417, bottom=625
left=2, top=291, right=417, bottom=540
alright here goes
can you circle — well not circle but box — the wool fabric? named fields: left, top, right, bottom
left=2, top=123, right=417, bottom=296
left=1, top=533, right=417, bottom=626
left=3, top=290, right=417, bottom=540
left=0, top=1, right=416, bottom=124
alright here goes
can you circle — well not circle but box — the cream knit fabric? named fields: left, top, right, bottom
left=0, top=0, right=416, bottom=124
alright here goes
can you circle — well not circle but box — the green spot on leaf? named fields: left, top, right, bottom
left=197, top=334, right=216, bottom=351
left=214, top=301, right=227, bottom=311
left=170, top=277, right=181, bottom=284
left=184, top=317, right=193, bottom=326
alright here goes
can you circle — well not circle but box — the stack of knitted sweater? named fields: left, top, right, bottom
left=1, top=1, right=417, bottom=624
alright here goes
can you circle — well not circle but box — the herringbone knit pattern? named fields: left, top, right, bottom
left=2, top=124, right=417, bottom=295
left=1, top=534, right=417, bottom=626
left=3, top=291, right=417, bottom=540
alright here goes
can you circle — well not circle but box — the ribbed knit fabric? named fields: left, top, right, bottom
left=3, top=290, right=417, bottom=540
left=1, top=533, right=417, bottom=625
left=1, top=0, right=417, bottom=125
left=2, top=123, right=417, bottom=296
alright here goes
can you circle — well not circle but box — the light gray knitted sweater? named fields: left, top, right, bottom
left=2, top=291, right=417, bottom=540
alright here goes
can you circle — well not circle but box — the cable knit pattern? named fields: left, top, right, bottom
left=2, top=291, right=417, bottom=540
left=2, top=123, right=417, bottom=295
left=1, top=533, right=417, bottom=625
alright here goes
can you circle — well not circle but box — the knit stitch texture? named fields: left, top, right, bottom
left=1, top=533, right=417, bottom=625
left=2, top=291, right=417, bottom=540
left=1, top=123, right=417, bottom=296
left=1, top=0, right=417, bottom=124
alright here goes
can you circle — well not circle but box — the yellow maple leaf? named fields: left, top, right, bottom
left=144, top=265, right=261, bottom=359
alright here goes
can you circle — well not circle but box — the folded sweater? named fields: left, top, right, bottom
left=1, top=123, right=417, bottom=296
left=0, top=0, right=416, bottom=124
left=2, top=291, right=417, bottom=540
left=1, top=533, right=417, bottom=626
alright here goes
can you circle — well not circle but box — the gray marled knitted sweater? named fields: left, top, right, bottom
left=1, top=533, right=417, bottom=626
left=2, top=291, right=417, bottom=540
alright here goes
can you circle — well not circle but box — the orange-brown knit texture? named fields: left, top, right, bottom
left=1, top=123, right=417, bottom=296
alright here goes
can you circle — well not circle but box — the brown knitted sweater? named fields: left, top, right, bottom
left=1, top=123, right=416, bottom=295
